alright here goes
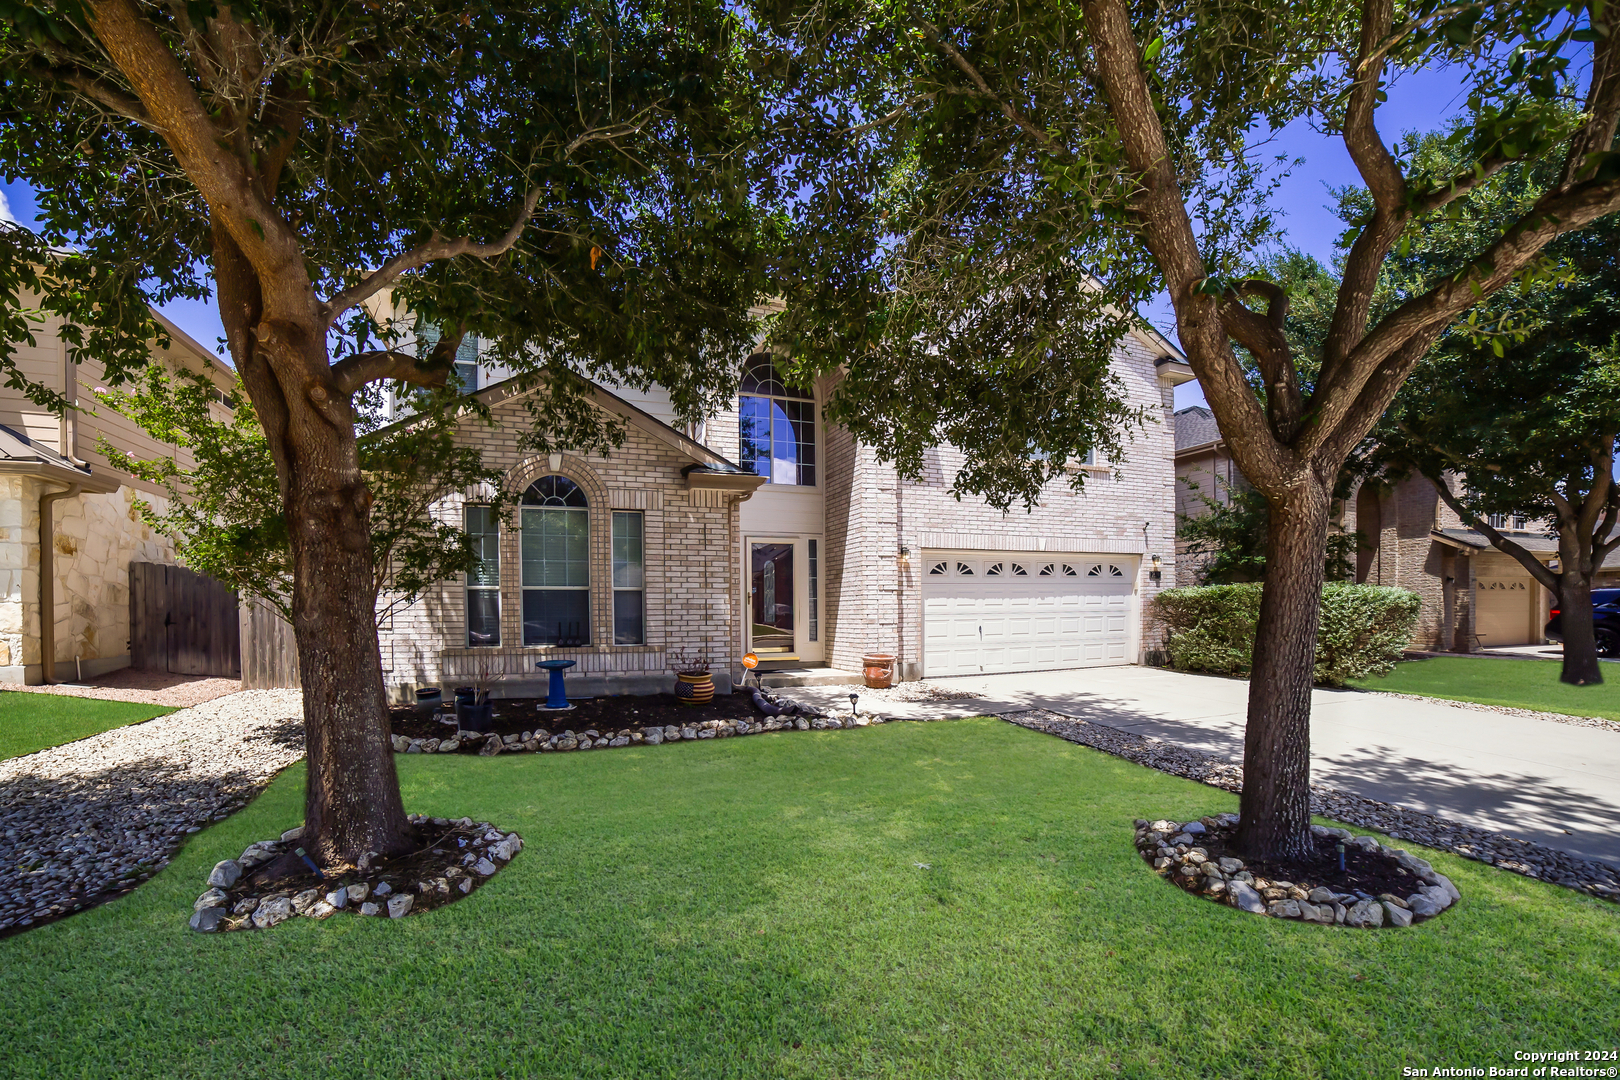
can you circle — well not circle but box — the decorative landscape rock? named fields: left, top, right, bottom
left=1011, top=709, right=1619, bottom=903
left=186, top=816, right=522, bottom=932
left=1133, top=815, right=1458, bottom=928
left=0, top=689, right=305, bottom=934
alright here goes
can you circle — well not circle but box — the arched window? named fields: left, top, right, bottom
left=521, top=476, right=589, bottom=645
left=739, top=355, right=816, bottom=486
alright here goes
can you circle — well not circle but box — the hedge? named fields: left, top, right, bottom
left=1149, top=582, right=1421, bottom=686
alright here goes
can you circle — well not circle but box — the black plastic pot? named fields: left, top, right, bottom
left=415, top=687, right=443, bottom=717
left=459, top=700, right=494, bottom=733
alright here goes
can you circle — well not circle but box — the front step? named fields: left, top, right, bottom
left=756, top=668, right=866, bottom=688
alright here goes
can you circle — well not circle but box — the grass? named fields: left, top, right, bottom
left=1350, top=656, right=1620, bottom=721
left=1, top=719, right=1615, bottom=1078
left=0, top=691, right=176, bottom=760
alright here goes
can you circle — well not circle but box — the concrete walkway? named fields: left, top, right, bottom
left=790, top=666, right=1620, bottom=867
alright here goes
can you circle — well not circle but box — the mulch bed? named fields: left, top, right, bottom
left=390, top=693, right=757, bottom=741
left=1177, top=825, right=1419, bottom=899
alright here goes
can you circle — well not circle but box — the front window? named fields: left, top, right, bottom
left=739, top=355, right=816, bottom=486
left=521, top=476, right=589, bottom=646
left=465, top=505, right=500, bottom=646
left=612, top=511, right=645, bottom=645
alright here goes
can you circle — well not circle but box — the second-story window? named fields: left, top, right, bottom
left=739, top=355, right=815, bottom=486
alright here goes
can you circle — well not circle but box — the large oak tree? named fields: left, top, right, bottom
left=767, top=0, right=1620, bottom=857
left=0, top=0, right=774, bottom=866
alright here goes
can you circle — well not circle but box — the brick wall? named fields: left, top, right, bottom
left=379, top=394, right=747, bottom=698
left=823, top=336, right=1181, bottom=678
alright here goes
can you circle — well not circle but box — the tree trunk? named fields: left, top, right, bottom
left=1557, top=571, right=1604, bottom=686
left=215, top=236, right=413, bottom=866
left=1235, top=480, right=1331, bottom=861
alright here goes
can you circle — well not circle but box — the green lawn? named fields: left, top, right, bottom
left=1, top=719, right=1614, bottom=1078
left=1350, top=656, right=1620, bottom=721
left=0, top=691, right=177, bottom=760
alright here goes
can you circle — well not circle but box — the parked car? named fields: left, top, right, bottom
left=1545, top=588, right=1620, bottom=657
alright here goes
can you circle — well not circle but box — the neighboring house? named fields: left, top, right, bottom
left=376, top=323, right=1193, bottom=697
left=1171, top=405, right=1619, bottom=651
left=0, top=303, right=233, bottom=682
left=1172, top=404, right=1248, bottom=586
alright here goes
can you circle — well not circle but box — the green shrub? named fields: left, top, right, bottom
left=1150, top=582, right=1420, bottom=686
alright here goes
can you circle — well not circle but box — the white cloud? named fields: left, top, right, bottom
left=0, top=189, right=13, bottom=223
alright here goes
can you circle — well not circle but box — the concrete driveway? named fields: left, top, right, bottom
left=788, top=666, right=1620, bottom=867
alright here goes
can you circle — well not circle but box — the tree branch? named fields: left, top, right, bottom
left=1219, top=279, right=1305, bottom=437
left=31, top=57, right=156, bottom=127
left=1078, top=0, right=1294, bottom=495
left=320, top=186, right=544, bottom=323
left=330, top=350, right=454, bottom=398
left=911, top=16, right=1071, bottom=161
left=1429, top=469, right=1561, bottom=593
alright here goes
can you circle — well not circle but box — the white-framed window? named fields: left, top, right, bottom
left=739, top=355, right=816, bottom=486
left=464, top=504, right=500, bottom=647
left=612, top=511, right=645, bottom=645
left=521, top=476, right=590, bottom=646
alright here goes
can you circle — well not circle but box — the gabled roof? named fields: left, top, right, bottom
left=0, top=424, right=119, bottom=492
left=1173, top=405, right=1223, bottom=454
left=382, top=373, right=766, bottom=496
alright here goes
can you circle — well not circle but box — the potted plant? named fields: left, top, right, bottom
left=456, top=653, right=500, bottom=732
left=672, top=652, right=715, bottom=706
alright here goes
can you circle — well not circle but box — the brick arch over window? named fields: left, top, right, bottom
left=499, top=454, right=614, bottom=648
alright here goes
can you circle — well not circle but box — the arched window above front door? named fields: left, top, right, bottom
left=739, top=355, right=816, bottom=486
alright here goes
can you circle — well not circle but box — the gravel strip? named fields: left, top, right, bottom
left=854, top=681, right=984, bottom=704
left=2, top=670, right=244, bottom=708
left=1351, top=689, right=1620, bottom=734
left=1002, top=708, right=1620, bottom=902
left=0, top=689, right=305, bottom=935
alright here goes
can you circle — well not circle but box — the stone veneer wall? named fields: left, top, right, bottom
left=822, top=335, right=1181, bottom=681
left=378, top=395, right=748, bottom=699
left=0, top=475, right=175, bottom=682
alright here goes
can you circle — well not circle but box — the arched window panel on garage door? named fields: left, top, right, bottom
left=919, top=551, right=1136, bottom=676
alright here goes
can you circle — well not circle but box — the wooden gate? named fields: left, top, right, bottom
left=129, top=562, right=241, bottom=678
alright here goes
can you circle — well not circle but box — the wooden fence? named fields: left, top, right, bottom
left=239, top=598, right=301, bottom=689
left=129, top=562, right=241, bottom=678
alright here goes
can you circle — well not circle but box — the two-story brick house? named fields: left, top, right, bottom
left=378, top=322, right=1192, bottom=697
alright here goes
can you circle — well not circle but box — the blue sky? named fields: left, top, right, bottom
left=1, top=62, right=1481, bottom=400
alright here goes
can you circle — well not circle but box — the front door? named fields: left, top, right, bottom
left=751, top=542, right=795, bottom=654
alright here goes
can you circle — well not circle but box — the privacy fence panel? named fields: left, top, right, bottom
left=239, top=598, right=301, bottom=689
left=128, top=562, right=241, bottom=678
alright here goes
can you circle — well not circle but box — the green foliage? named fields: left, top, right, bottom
left=0, top=0, right=776, bottom=441
left=1153, top=583, right=1420, bottom=685
left=1177, top=478, right=1361, bottom=585
left=758, top=0, right=1610, bottom=510
left=97, top=368, right=513, bottom=623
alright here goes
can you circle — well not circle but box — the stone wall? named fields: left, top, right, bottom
left=0, top=475, right=175, bottom=682
left=378, top=394, right=748, bottom=700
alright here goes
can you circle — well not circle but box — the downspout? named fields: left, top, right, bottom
left=38, top=483, right=81, bottom=684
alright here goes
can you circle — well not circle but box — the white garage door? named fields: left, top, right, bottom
left=921, top=552, right=1136, bottom=676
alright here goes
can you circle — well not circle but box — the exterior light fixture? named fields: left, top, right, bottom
left=1149, top=554, right=1163, bottom=582
left=849, top=692, right=859, bottom=717
left=897, top=546, right=911, bottom=565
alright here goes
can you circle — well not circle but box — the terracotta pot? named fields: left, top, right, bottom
left=675, top=671, right=715, bottom=706
left=861, top=653, right=896, bottom=689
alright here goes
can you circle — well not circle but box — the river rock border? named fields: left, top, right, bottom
left=1137, top=815, right=1461, bottom=927
left=1006, top=709, right=1620, bottom=902
left=391, top=697, right=892, bottom=757
left=188, top=816, right=521, bottom=932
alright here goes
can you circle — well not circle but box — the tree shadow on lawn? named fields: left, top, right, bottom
left=1, top=724, right=1617, bottom=1079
